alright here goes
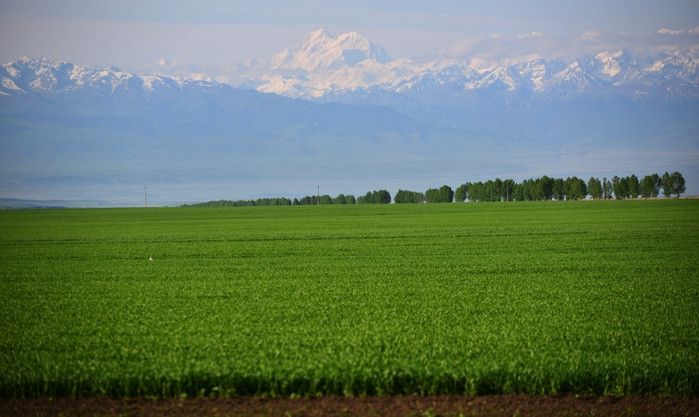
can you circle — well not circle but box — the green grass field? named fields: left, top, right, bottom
left=1, top=200, right=697, bottom=398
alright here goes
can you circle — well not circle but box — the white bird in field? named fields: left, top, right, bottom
left=149, top=254, right=153, bottom=261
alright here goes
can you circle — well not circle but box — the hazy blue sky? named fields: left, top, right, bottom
left=1, top=0, right=698, bottom=72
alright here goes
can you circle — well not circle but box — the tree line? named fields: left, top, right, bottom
left=453, top=172, right=685, bottom=202
left=181, top=171, right=686, bottom=207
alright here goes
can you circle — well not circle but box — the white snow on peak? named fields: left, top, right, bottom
left=1, top=77, right=24, bottom=94
left=250, top=34, right=699, bottom=99
left=645, top=60, right=665, bottom=72
left=595, top=51, right=623, bottom=78
left=0, top=57, right=213, bottom=96
left=255, top=29, right=403, bottom=97
left=142, top=75, right=172, bottom=91
left=464, top=66, right=517, bottom=91
left=269, top=28, right=392, bottom=72
left=6, top=65, right=19, bottom=77
left=3, top=39, right=698, bottom=101
left=305, top=28, right=334, bottom=43
left=467, top=58, right=499, bottom=74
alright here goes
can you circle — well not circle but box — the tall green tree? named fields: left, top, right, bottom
left=611, top=176, right=621, bottom=199
left=627, top=175, right=640, bottom=199
left=671, top=171, right=686, bottom=198
left=603, top=177, right=613, bottom=200
left=614, top=177, right=629, bottom=200
left=467, top=182, right=482, bottom=202
left=566, top=177, right=587, bottom=200
left=511, top=182, right=524, bottom=201
left=367, top=190, right=391, bottom=204
left=493, top=178, right=503, bottom=201
left=640, top=174, right=660, bottom=198
left=333, top=194, right=346, bottom=204
left=540, top=176, right=554, bottom=200
left=395, top=189, right=425, bottom=204
left=425, top=185, right=454, bottom=203
left=394, top=189, right=407, bottom=203
left=552, top=178, right=566, bottom=201
left=502, top=179, right=515, bottom=202
left=455, top=183, right=469, bottom=202
left=357, top=191, right=389, bottom=204
left=661, top=172, right=674, bottom=198
left=482, top=180, right=499, bottom=201
left=588, top=177, right=602, bottom=200
left=441, top=184, right=454, bottom=203
left=521, top=179, right=541, bottom=201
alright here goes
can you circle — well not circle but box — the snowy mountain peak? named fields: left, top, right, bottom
left=336, top=31, right=392, bottom=65
left=1, top=56, right=81, bottom=93
left=269, top=29, right=393, bottom=72
left=302, top=28, right=334, bottom=45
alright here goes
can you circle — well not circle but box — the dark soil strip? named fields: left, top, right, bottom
left=2, top=395, right=697, bottom=417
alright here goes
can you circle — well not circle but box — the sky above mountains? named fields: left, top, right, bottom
left=1, top=0, right=698, bottom=75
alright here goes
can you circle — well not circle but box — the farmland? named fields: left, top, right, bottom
left=0, top=200, right=697, bottom=398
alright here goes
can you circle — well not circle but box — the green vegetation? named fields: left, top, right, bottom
left=425, top=185, right=454, bottom=203
left=181, top=172, right=685, bottom=207
left=460, top=172, right=685, bottom=202
left=395, top=189, right=426, bottom=204
left=1, top=200, right=697, bottom=398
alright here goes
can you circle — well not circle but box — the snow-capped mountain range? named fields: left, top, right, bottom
left=0, top=56, right=208, bottom=97
left=3, top=28, right=697, bottom=103
left=236, top=28, right=699, bottom=101
left=1, top=29, right=698, bottom=204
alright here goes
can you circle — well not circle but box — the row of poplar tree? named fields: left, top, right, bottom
left=182, top=190, right=388, bottom=207
left=182, top=171, right=686, bottom=207
left=400, top=171, right=686, bottom=203
left=462, top=172, right=685, bottom=202
left=315, top=171, right=686, bottom=204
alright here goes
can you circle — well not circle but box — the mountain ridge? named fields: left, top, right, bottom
left=225, top=29, right=699, bottom=102
left=3, top=35, right=698, bottom=103
left=5, top=35, right=696, bottom=106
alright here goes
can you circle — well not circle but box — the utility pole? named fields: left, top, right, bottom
left=144, top=185, right=148, bottom=208
left=317, top=185, right=320, bottom=205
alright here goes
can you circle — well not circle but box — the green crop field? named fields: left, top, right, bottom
left=1, top=200, right=697, bottom=398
